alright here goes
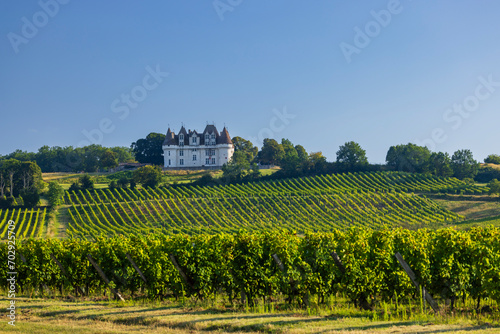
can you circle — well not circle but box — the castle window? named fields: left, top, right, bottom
left=179, top=134, right=184, bottom=141
left=168, top=159, right=171, bottom=165
left=206, top=158, right=210, bottom=165
left=180, top=159, right=184, bottom=166
left=205, top=149, right=209, bottom=155
left=179, top=150, right=184, bottom=156
left=211, top=158, right=215, bottom=164
left=168, top=151, right=170, bottom=156
left=191, top=137, right=197, bottom=144
left=192, top=155, right=197, bottom=161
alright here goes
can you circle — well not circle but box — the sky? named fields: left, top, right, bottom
left=1, top=0, right=500, bottom=164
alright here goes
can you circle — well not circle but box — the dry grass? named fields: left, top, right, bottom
left=434, top=197, right=500, bottom=229
left=481, top=163, right=500, bottom=170
left=1, top=298, right=498, bottom=334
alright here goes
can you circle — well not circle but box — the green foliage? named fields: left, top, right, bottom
left=232, top=136, right=258, bottom=162
left=386, top=143, right=431, bottom=173
left=485, top=154, right=500, bottom=164
left=0, top=159, right=44, bottom=197
left=131, top=132, right=165, bottom=165
left=3, top=227, right=500, bottom=307
left=0, top=145, right=133, bottom=173
left=20, top=190, right=40, bottom=208
left=133, top=165, right=162, bottom=188
left=47, top=181, right=64, bottom=206
left=451, top=149, right=479, bottom=180
left=475, top=166, right=500, bottom=183
left=257, top=139, right=284, bottom=165
left=336, top=141, right=369, bottom=171
left=100, top=150, right=119, bottom=170
left=429, top=152, right=453, bottom=177
left=487, top=179, right=500, bottom=195
left=117, top=176, right=130, bottom=188
left=79, top=174, right=94, bottom=190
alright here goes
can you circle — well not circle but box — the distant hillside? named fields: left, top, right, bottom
left=60, top=172, right=486, bottom=239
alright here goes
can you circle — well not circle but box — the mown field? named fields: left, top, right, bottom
left=2, top=297, right=499, bottom=334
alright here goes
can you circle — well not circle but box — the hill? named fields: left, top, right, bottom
left=60, top=171, right=487, bottom=239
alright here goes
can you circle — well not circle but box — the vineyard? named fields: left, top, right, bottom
left=4, top=228, right=500, bottom=309
left=0, top=207, right=46, bottom=239
left=60, top=172, right=480, bottom=238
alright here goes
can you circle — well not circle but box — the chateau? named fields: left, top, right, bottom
left=162, top=124, right=234, bottom=168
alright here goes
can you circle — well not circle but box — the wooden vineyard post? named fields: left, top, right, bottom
left=394, top=252, right=439, bottom=313
left=272, top=253, right=309, bottom=306
left=330, top=251, right=345, bottom=274
left=126, top=253, right=147, bottom=283
left=50, top=253, right=85, bottom=297
left=87, top=255, right=125, bottom=302
left=330, top=250, right=370, bottom=310
left=168, top=254, right=194, bottom=290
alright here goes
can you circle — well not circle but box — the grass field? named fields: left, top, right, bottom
left=433, top=195, right=500, bottom=228
left=2, top=298, right=498, bottom=334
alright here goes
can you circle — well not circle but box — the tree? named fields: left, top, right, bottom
left=79, top=174, right=94, bottom=190
left=110, top=146, right=135, bottom=163
left=257, top=139, right=284, bottom=165
left=133, top=165, right=162, bottom=188
left=21, top=190, right=40, bottom=208
left=2, top=159, right=20, bottom=197
left=386, top=143, right=431, bottom=173
left=485, top=154, right=500, bottom=164
left=429, top=152, right=453, bottom=177
left=18, top=161, right=44, bottom=193
left=308, top=152, right=328, bottom=174
left=488, top=179, right=500, bottom=195
left=47, top=181, right=65, bottom=207
left=451, top=149, right=479, bottom=180
left=336, top=141, right=368, bottom=171
left=117, top=176, right=129, bottom=188
left=222, top=150, right=260, bottom=182
left=68, top=182, right=80, bottom=192
left=232, top=137, right=258, bottom=162
left=131, top=132, right=166, bottom=165
left=100, top=150, right=119, bottom=170
left=295, top=145, right=308, bottom=162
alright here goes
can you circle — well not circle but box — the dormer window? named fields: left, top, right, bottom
left=191, top=136, right=197, bottom=144
left=179, top=134, right=184, bottom=140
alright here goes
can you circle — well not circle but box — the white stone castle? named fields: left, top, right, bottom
left=163, top=124, right=234, bottom=168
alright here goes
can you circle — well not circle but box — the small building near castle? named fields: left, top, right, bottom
left=162, top=124, right=234, bottom=168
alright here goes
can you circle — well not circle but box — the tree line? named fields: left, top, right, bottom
left=0, top=145, right=134, bottom=173
left=1, top=133, right=499, bottom=208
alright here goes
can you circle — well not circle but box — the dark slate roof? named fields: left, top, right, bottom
left=163, top=128, right=176, bottom=145
left=162, top=124, right=232, bottom=146
left=217, top=127, right=232, bottom=144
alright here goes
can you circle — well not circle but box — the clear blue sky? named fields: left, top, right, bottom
left=1, top=0, right=499, bottom=163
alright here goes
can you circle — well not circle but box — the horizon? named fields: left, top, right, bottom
left=2, top=1, right=500, bottom=164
